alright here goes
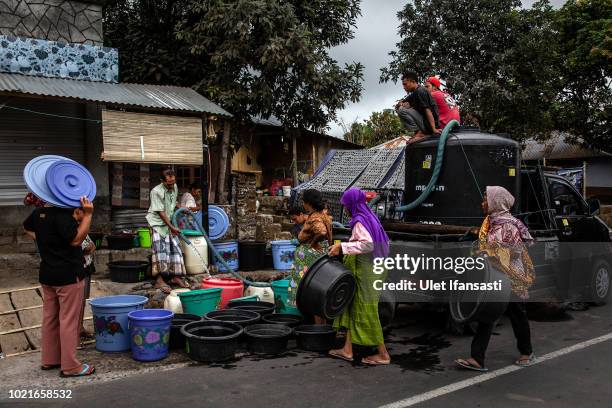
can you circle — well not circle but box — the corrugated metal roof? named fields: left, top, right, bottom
left=0, top=73, right=232, bottom=116
left=522, top=132, right=604, bottom=160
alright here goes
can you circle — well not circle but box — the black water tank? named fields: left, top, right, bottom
left=403, top=129, right=520, bottom=226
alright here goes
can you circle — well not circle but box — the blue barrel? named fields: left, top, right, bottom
left=90, top=295, right=148, bottom=352
left=271, top=240, right=297, bottom=270
left=128, top=309, right=174, bottom=361
left=212, top=240, right=239, bottom=272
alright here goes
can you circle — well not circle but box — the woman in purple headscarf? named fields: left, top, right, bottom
left=328, top=188, right=391, bottom=365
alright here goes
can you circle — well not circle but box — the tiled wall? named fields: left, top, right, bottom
left=0, top=0, right=103, bottom=45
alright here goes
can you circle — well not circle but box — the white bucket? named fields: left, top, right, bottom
left=164, top=288, right=190, bottom=313
left=282, top=186, right=292, bottom=197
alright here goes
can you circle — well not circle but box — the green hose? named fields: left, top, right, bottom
left=394, top=120, right=460, bottom=213
left=172, top=208, right=272, bottom=287
left=368, top=194, right=383, bottom=208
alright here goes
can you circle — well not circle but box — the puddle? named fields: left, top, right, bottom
left=387, top=333, right=452, bottom=373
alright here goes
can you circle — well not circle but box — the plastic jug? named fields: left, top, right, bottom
left=244, top=285, right=275, bottom=304
left=164, top=289, right=190, bottom=314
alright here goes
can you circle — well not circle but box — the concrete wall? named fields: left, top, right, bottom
left=587, top=158, right=612, bottom=188
left=0, top=0, right=104, bottom=45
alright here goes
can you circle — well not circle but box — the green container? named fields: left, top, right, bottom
left=229, top=295, right=259, bottom=303
left=138, top=228, right=152, bottom=248
left=181, top=229, right=202, bottom=237
left=177, top=288, right=222, bottom=317
left=271, top=279, right=301, bottom=316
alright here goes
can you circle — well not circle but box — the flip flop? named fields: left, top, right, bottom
left=361, top=357, right=391, bottom=366
left=41, top=364, right=60, bottom=371
left=455, top=358, right=488, bottom=372
left=60, top=363, right=95, bottom=378
left=514, top=353, right=536, bottom=367
left=328, top=350, right=353, bottom=362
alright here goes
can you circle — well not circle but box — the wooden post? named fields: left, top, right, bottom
left=217, top=120, right=231, bottom=204
left=292, top=129, right=298, bottom=187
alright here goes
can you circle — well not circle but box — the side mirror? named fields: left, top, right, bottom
left=587, top=198, right=600, bottom=215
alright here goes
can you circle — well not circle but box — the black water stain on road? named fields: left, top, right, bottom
left=528, top=305, right=574, bottom=322
left=387, top=333, right=452, bottom=373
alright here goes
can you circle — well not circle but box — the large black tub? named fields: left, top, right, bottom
left=262, top=313, right=304, bottom=328
left=204, top=309, right=261, bottom=327
left=449, top=257, right=512, bottom=324
left=294, top=324, right=337, bottom=352
left=226, top=301, right=276, bottom=316
left=170, top=313, right=201, bottom=350
left=108, top=260, right=148, bottom=283
left=296, top=255, right=356, bottom=320
left=244, top=324, right=293, bottom=355
left=181, top=320, right=243, bottom=362
left=238, top=241, right=266, bottom=271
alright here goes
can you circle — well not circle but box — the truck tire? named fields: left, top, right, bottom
left=589, top=259, right=611, bottom=305
left=378, top=291, right=396, bottom=334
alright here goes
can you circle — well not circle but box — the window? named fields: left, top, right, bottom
left=176, top=166, right=202, bottom=190
left=548, top=179, right=586, bottom=216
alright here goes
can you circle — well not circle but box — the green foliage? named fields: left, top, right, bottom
left=381, top=0, right=562, bottom=145
left=103, top=0, right=364, bottom=133
left=554, top=0, right=611, bottom=151
left=343, top=109, right=403, bottom=147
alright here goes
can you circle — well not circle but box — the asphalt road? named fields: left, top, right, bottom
left=4, top=302, right=612, bottom=408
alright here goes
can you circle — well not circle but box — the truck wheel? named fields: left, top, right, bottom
left=589, top=259, right=611, bottom=305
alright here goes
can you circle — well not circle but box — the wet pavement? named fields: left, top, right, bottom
left=1, top=301, right=611, bottom=407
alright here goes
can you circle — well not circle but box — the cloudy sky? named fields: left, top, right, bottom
left=327, top=0, right=567, bottom=137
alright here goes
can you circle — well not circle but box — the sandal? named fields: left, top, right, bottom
left=361, top=356, right=391, bottom=366
left=41, top=364, right=61, bottom=371
left=455, top=358, right=488, bottom=372
left=514, top=353, right=536, bottom=367
left=60, top=363, right=95, bottom=378
left=329, top=349, right=353, bottom=362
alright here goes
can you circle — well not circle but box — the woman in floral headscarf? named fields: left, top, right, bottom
left=456, top=186, right=536, bottom=372
left=328, top=188, right=391, bottom=365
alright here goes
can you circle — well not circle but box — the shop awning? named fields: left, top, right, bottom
left=0, top=73, right=231, bottom=116
left=102, top=110, right=203, bottom=165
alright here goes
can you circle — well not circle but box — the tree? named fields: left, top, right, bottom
left=554, top=0, right=611, bottom=151
left=342, top=109, right=403, bottom=148
left=381, top=0, right=562, bottom=144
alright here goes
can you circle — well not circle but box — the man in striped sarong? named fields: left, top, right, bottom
left=146, top=168, right=188, bottom=293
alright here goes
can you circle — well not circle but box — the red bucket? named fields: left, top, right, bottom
left=201, top=278, right=244, bottom=309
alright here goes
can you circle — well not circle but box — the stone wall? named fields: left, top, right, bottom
left=0, top=0, right=104, bottom=45
left=234, top=173, right=257, bottom=241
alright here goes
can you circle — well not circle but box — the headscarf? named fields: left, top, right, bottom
left=485, top=186, right=533, bottom=244
left=479, top=186, right=535, bottom=298
left=340, top=188, right=389, bottom=258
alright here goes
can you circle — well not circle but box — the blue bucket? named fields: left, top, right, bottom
left=271, top=240, right=297, bottom=270
left=128, top=309, right=174, bottom=361
left=212, top=240, right=239, bottom=272
left=90, top=295, right=148, bottom=352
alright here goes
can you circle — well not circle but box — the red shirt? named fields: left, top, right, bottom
left=431, top=90, right=460, bottom=127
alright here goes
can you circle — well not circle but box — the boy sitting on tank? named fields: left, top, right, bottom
left=395, top=70, right=441, bottom=144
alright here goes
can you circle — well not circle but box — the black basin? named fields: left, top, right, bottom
left=294, top=324, right=337, bottom=352
left=204, top=309, right=261, bottom=327
left=244, top=324, right=293, bottom=355
left=226, top=301, right=276, bottom=316
left=181, top=320, right=243, bottom=362
left=296, top=255, right=356, bottom=320
left=170, top=313, right=201, bottom=350
left=261, top=313, right=304, bottom=328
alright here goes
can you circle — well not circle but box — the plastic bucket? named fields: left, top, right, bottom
left=282, top=186, right=292, bottom=197
left=178, top=288, right=222, bottom=316
left=201, top=278, right=244, bottom=309
left=181, top=320, right=243, bottom=362
left=212, top=240, right=239, bottom=272
left=128, top=309, right=173, bottom=361
left=137, top=228, right=152, bottom=248
left=90, top=295, right=148, bottom=352
left=271, top=279, right=301, bottom=315
left=229, top=295, right=259, bottom=303
left=271, top=240, right=296, bottom=270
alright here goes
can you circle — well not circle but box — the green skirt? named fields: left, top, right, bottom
left=333, top=254, right=386, bottom=346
